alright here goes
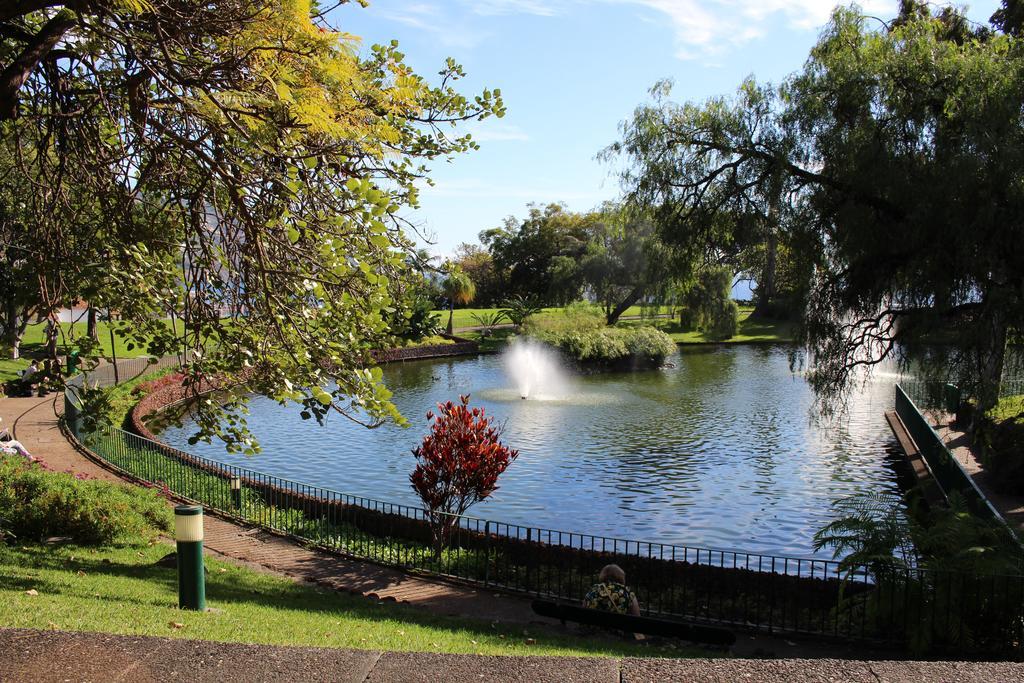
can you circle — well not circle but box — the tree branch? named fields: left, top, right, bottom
left=0, top=8, right=76, bottom=120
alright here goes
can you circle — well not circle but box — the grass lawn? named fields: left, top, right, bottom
left=434, top=305, right=675, bottom=331
left=2, top=321, right=182, bottom=383
left=619, top=307, right=794, bottom=344
left=0, top=542, right=700, bottom=659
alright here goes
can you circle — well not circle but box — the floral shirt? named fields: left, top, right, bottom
left=583, top=580, right=636, bottom=614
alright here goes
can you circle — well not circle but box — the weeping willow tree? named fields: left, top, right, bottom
left=0, top=0, right=504, bottom=450
left=609, top=2, right=1024, bottom=413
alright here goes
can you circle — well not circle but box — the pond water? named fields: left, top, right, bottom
left=158, top=345, right=907, bottom=558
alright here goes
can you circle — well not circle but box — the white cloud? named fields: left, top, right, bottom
left=619, top=1, right=897, bottom=60
left=373, top=3, right=489, bottom=49
left=467, top=0, right=561, bottom=16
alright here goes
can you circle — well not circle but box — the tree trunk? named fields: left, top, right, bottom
left=751, top=230, right=778, bottom=318
left=0, top=8, right=76, bottom=120
left=3, top=294, right=17, bottom=358
left=606, top=284, right=645, bottom=325
left=974, top=308, right=1007, bottom=418
left=446, top=301, right=454, bottom=336
left=87, top=307, right=98, bottom=341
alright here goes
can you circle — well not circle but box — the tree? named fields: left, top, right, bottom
left=680, top=267, right=739, bottom=340
left=441, top=266, right=475, bottom=335
left=579, top=204, right=681, bottom=324
left=452, top=242, right=501, bottom=306
left=609, top=5, right=1024, bottom=412
left=1, top=1, right=504, bottom=448
left=410, top=395, right=519, bottom=557
left=479, top=203, right=592, bottom=305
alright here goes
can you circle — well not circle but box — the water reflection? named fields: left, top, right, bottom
left=159, top=345, right=904, bottom=558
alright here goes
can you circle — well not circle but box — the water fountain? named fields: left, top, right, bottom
left=503, top=338, right=570, bottom=400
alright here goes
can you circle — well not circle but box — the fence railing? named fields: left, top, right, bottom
left=69, top=354, right=192, bottom=390
left=58, top=374, right=1024, bottom=652
left=894, top=384, right=1004, bottom=524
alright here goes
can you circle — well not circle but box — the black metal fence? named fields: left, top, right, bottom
left=60, top=378, right=1024, bottom=653
left=894, top=384, right=1004, bottom=522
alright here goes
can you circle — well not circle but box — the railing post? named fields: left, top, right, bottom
left=483, top=521, right=490, bottom=587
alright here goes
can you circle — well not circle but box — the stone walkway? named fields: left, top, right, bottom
left=928, top=414, right=1024, bottom=534
left=0, top=394, right=538, bottom=625
left=3, top=628, right=1022, bottom=683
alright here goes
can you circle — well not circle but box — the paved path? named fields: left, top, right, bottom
left=2, top=628, right=1020, bottom=683
left=0, top=394, right=540, bottom=625
left=928, top=414, right=1024, bottom=534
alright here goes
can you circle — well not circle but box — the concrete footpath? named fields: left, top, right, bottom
left=3, top=628, right=1022, bottom=683
left=0, top=394, right=538, bottom=625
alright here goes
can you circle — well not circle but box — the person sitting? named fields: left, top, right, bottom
left=0, top=438, right=31, bottom=458
left=583, top=564, right=641, bottom=617
left=0, top=419, right=31, bottom=458
left=13, top=362, right=39, bottom=397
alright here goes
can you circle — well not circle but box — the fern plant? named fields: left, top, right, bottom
left=814, top=490, right=1024, bottom=654
left=469, top=311, right=508, bottom=338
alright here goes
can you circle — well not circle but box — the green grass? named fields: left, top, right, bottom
left=618, top=307, right=794, bottom=344
left=988, top=394, right=1024, bottom=423
left=0, top=542, right=699, bottom=658
left=0, top=358, right=29, bottom=384
left=1, top=320, right=182, bottom=383
left=457, top=328, right=516, bottom=353
left=434, top=306, right=674, bottom=331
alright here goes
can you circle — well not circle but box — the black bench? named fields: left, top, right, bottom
left=531, top=599, right=736, bottom=647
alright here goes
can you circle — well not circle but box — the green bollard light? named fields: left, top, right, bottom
left=174, top=505, right=206, bottom=611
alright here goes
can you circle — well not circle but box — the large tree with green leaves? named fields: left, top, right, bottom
left=579, top=204, right=680, bottom=325
left=479, top=203, right=592, bottom=306
left=1, top=0, right=504, bottom=449
left=610, top=2, right=1024, bottom=412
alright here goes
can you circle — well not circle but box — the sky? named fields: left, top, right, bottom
left=332, top=1, right=1002, bottom=260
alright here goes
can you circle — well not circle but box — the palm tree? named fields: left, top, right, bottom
left=442, top=267, right=475, bottom=335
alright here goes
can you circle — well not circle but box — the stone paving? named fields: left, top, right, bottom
left=3, top=628, right=1023, bottom=683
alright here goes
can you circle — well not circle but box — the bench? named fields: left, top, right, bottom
left=531, top=599, right=736, bottom=646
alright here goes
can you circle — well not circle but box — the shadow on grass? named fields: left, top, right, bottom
left=0, top=544, right=691, bottom=658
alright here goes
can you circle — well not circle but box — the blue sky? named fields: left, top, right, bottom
left=334, top=1, right=1001, bottom=260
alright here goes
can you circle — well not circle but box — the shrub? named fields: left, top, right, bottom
left=975, top=394, right=1024, bottom=495
left=524, top=308, right=675, bottom=367
left=389, top=284, right=442, bottom=341
left=0, top=455, right=172, bottom=545
left=499, top=295, right=544, bottom=329
left=679, top=267, right=740, bottom=340
left=707, top=299, right=740, bottom=340
left=410, top=395, right=518, bottom=556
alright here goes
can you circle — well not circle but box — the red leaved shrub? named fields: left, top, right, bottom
left=410, top=394, right=518, bottom=555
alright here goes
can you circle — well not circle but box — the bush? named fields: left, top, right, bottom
left=389, top=283, right=442, bottom=341
left=0, top=455, right=172, bottom=545
left=975, top=395, right=1024, bottom=495
left=525, top=309, right=675, bottom=367
left=707, top=299, right=739, bottom=340
left=410, top=395, right=518, bottom=556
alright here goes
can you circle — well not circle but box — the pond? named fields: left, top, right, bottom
left=157, top=345, right=906, bottom=559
